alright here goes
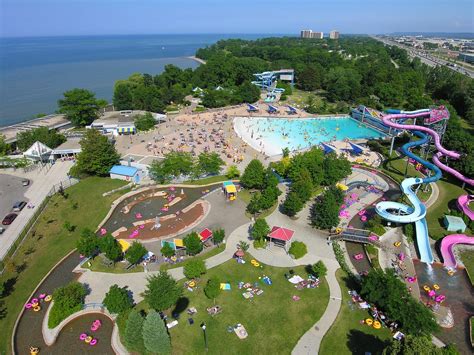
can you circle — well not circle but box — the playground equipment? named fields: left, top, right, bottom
left=251, top=69, right=294, bottom=91
left=375, top=106, right=473, bottom=264
left=223, top=181, right=237, bottom=201
left=440, top=234, right=474, bottom=269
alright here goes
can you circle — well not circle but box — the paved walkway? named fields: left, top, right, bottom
left=0, top=161, right=73, bottom=260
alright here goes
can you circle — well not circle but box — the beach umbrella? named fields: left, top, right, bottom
left=235, top=249, right=245, bottom=257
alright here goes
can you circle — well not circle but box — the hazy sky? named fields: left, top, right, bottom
left=1, top=0, right=473, bottom=37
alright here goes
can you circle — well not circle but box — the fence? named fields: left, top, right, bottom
left=0, top=177, right=79, bottom=273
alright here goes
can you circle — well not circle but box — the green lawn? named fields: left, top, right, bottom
left=381, top=153, right=432, bottom=202
left=460, top=250, right=474, bottom=286
left=0, top=177, right=127, bottom=354
left=83, top=255, right=144, bottom=273
left=320, top=270, right=392, bottom=355
left=160, top=245, right=226, bottom=271
left=425, top=177, right=471, bottom=240
left=167, top=255, right=330, bottom=355
left=184, top=175, right=229, bottom=185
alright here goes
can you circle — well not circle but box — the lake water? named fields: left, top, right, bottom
left=0, top=34, right=267, bottom=126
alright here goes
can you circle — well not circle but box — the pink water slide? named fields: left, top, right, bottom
left=457, top=195, right=474, bottom=221
left=440, top=234, right=474, bottom=269
left=383, top=112, right=474, bottom=186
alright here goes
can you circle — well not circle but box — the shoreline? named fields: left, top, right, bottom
left=187, top=56, right=207, bottom=65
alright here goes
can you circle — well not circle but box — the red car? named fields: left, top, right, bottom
left=2, top=213, right=18, bottom=225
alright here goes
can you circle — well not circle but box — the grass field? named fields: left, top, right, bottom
left=160, top=245, right=225, bottom=271
left=83, top=255, right=144, bottom=273
left=184, top=175, right=230, bottom=186
left=0, top=177, right=127, bottom=354
left=425, top=177, right=471, bottom=240
left=319, top=269, right=392, bottom=355
left=460, top=250, right=474, bottom=286
left=166, top=255, right=330, bottom=355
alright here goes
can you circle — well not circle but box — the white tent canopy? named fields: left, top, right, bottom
left=23, top=141, right=52, bottom=161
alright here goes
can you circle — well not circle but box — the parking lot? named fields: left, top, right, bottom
left=0, top=174, right=28, bottom=227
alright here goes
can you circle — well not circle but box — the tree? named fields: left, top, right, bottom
left=225, top=165, right=240, bottom=179
left=282, top=147, right=290, bottom=158
left=282, top=191, right=304, bottom=217
left=124, top=310, right=145, bottom=352
left=212, top=228, right=225, bottom=245
left=311, top=261, right=328, bottom=278
left=58, top=88, right=102, bottom=127
left=134, top=112, right=156, bottom=131
left=237, top=81, right=261, bottom=103
left=149, top=151, right=194, bottom=183
left=103, top=284, right=133, bottom=314
left=73, top=129, right=120, bottom=176
left=143, top=271, right=182, bottom=311
left=183, top=259, right=207, bottom=279
left=113, top=82, right=134, bottom=110
left=204, top=277, right=221, bottom=302
left=240, top=159, right=265, bottom=189
left=238, top=240, right=249, bottom=251
left=322, top=154, right=351, bottom=186
left=48, top=282, right=86, bottom=328
left=251, top=218, right=270, bottom=241
left=142, top=310, right=171, bottom=354
left=291, top=168, right=313, bottom=202
left=99, top=234, right=122, bottom=263
left=0, top=134, right=8, bottom=156
left=16, top=127, right=66, bottom=151
left=361, top=269, right=438, bottom=336
left=310, top=191, right=340, bottom=230
left=382, top=335, right=456, bottom=355
left=297, top=64, right=324, bottom=91
left=160, top=243, right=175, bottom=257
left=125, top=242, right=147, bottom=265
left=76, top=228, right=100, bottom=258
left=183, top=232, right=203, bottom=255
left=197, top=152, right=225, bottom=176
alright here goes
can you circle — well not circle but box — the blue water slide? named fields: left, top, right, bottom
left=375, top=131, right=441, bottom=263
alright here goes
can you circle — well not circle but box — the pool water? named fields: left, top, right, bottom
left=235, top=116, right=385, bottom=156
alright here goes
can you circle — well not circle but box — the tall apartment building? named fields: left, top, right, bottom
left=311, top=32, right=324, bottom=39
left=330, top=30, right=340, bottom=39
left=300, top=30, right=313, bottom=39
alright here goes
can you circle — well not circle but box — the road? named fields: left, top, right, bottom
left=0, top=161, right=73, bottom=261
left=372, top=36, right=474, bottom=78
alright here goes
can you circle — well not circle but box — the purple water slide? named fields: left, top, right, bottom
left=440, top=234, right=474, bottom=269
left=383, top=112, right=474, bottom=186
left=457, top=194, right=474, bottom=221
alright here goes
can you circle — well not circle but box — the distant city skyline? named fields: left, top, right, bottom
left=1, top=0, right=473, bottom=38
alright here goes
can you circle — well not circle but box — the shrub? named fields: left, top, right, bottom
left=289, top=241, right=307, bottom=259
left=125, top=242, right=147, bottom=265
left=332, top=242, right=353, bottom=275
left=143, top=271, right=182, bottom=311
left=253, top=238, right=267, bottom=249
left=184, top=232, right=203, bottom=255
left=403, top=223, right=415, bottom=242
left=103, top=284, right=133, bottom=314
left=238, top=240, right=249, bottom=251
left=142, top=310, right=171, bottom=354
left=124, top=310, right=145, bottom=352
left=183, top=259, right=207, bottom=279
left=204, top=277, right=221, bottom=301
left=48, top=282, right=86, bottom=328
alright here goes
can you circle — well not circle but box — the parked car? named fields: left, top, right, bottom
left=2, top=213, right=18, bottom=225
left=12, top=201, right=27, bottom=212
left=22, top=179, right=30, bottom=186
left=0, top=226, right=5, bottom=234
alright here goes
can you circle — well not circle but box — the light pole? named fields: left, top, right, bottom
left=200, top=322, right=208, bottom=351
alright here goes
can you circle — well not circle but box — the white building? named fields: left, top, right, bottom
left=330, top=30, right=340, bottom=39
left=311, top=32, right=324, bottom=39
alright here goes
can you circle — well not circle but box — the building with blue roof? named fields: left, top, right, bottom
left=109, top=165, right=141, bottom=183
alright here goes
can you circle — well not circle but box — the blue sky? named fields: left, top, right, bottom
left=1, top=0, right=473, bottom=37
